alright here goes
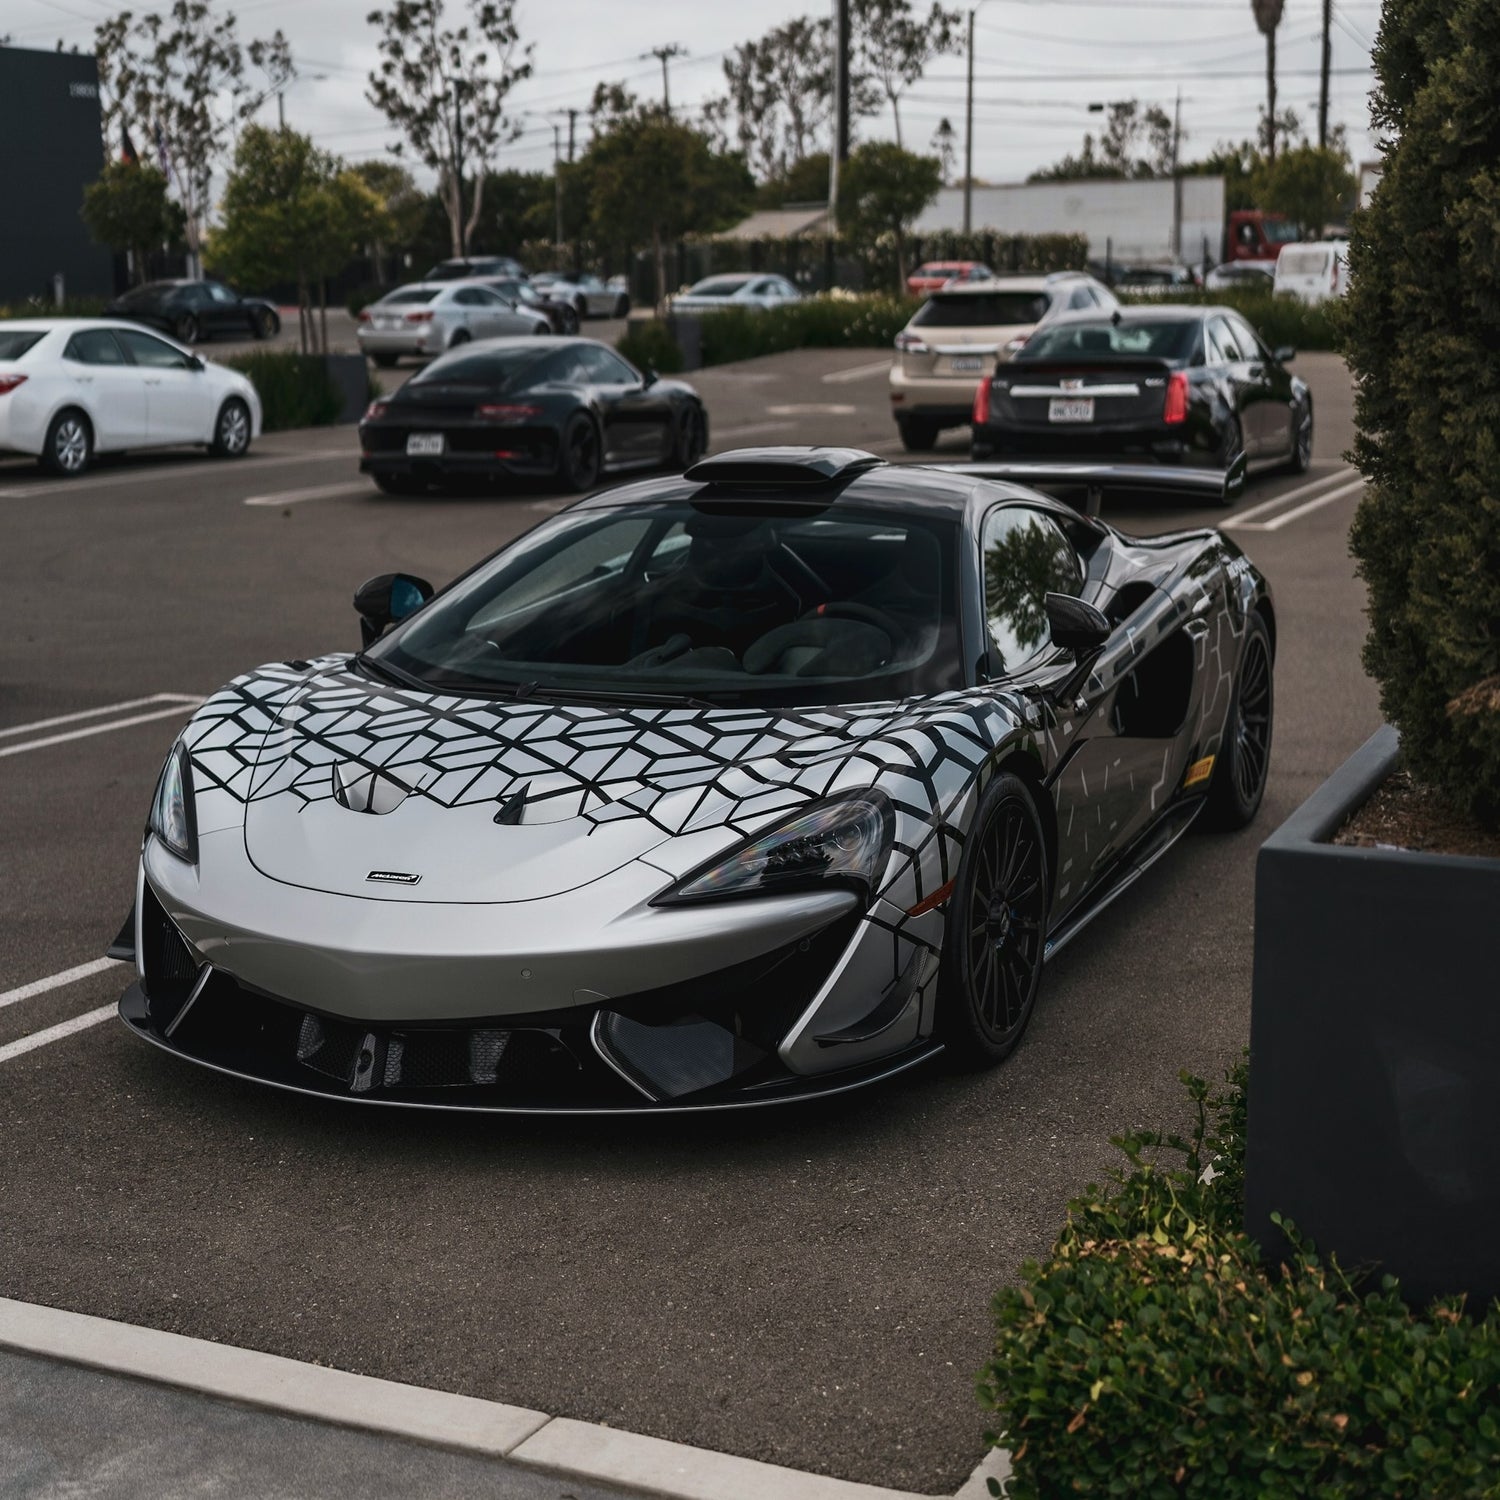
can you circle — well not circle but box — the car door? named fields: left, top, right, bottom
left=204, top=281, right=248, bottom=335
left=114, top=327, right=216, bottom=445
left=1229, top=312, right=1294, bottom=459
left=1206, top=315, right=1267, bottom=458
left=176, top=282, right=216, bottom=338
left=61, top=328, right=148, bottom=450
left=576, top=345, right=672, bottom=463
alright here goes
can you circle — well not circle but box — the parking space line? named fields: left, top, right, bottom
left=1227, top=475, right=1364, bottom=532
left=0, top=958, right=121, bottom=1013
left=0, top=703, right=197, bottom=759
left=713, top=420, right=796, bottom=440
left=0, top=1004, right=117, bottom=1065
left=0, top=693, right=199, bottom=742
left=0, top=451, right=351, bottom=499
left=244, top=480, right=374, bottom=507
left=1225, top=466, right=1356, bottom=527
left=822, top=359, right=892, bottom=385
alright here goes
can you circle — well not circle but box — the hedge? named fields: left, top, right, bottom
left=617, top=319, right=685, bottom=375
left=222, top=351, right=345, bottom=431
left=1117, top=287, right=1344, bottom=351
left=979, top=1064, right=1500, bottom=1498
left=0, top=295, right=110, bottom=320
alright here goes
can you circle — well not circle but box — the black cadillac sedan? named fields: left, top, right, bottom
left=970, top=306, right=1311, bottom=501
left=105, top=280, right=281, bottom=344
left=358, top=337, right=708, bottom=495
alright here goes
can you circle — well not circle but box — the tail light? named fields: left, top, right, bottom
left=1003, top=334, right=1030, bottom=357
left=362, top=400, right=388, bottom=421
left=477, top=403, right=540, bottom=423
left=357, top=309, right=372, bottom=323
left=404, top=310, right=434, bottom=323
left=0, top=375, right=27, bottom=396
left=894, top=331, right=929, bottom=354
left=972, top=377, right=991, bottom=426
left=1163, top=371, right=1189, bottom=425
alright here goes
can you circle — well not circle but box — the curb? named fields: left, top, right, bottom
left=0, top=1296, right=1009, bottom=1500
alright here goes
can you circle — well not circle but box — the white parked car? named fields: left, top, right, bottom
left=357, top=282, right=552, bottom=368
left=0, top=319, right=262, bottom=477
left=1272, top=241, right=1350, bottom=304
left=529, top=273, right=632, bottom=319
left=1204, top=261, right=1276, bottom=291
left=669, top=273, right=803, bottom=314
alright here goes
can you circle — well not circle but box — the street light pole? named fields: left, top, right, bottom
left=963, top=7, right=975, bottom=235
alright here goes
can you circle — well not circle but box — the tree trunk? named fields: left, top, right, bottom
left=889, top=89, right=903, bottom=150
left=319, top=279, right=328, bottom=357
left=465, top=170, right=486, bottom=254
left=894, top=228, right=907, bottom=292
left=652, top=222, right=666, bottom=313
left=1266, top=27, right=1278, bottom=165
left=297, top=269, right=310, bottom=355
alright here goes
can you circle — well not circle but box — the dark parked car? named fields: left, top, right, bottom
left=358, top=337, right=708, bottom=495
left=424, top=256, right=528, bottom=281
left=970, top=306, right=1312, bottom=499
left=478, top=276, right=581, bottom=335
left=105, top=280, right=281, bottom=344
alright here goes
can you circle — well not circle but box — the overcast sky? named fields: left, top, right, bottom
left=10, top=0, right=1382, bottom=185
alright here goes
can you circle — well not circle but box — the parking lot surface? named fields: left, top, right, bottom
left=0, top=346, right=1376, bottom=1493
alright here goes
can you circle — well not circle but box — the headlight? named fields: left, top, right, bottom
left=655, top=792, right=893, bottom=905
left=149, top=741, right=198, bottom=864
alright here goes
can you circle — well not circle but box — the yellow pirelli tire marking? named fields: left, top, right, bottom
left=1184, top=755, right=1216, bottom=789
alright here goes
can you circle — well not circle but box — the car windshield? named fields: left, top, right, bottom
left=1019, top=319, right=1198, bottom=361
left=685, top=277, right=752, bottom=298
left=379, top=288, right=439, bottom=306
left=115, top=282, right=177, bottom=306
left=0, top=329, right=47, bottom=360
left=407, top=347, right=557, bottom=388
left=911, top=291, right=1050, bottom=328
left=366, top=501, right=962, bottom=707
left=1264, top=220, right=1301, bottom=243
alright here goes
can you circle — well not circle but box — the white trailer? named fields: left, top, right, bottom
left=912, top=175, right=1228, bottom=267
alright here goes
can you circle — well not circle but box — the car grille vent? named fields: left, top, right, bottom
left=139, top=885, right=201, bottom=1028
left=294, top=1015, right=522, bottom=1091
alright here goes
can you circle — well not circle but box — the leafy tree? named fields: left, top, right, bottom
left=1251, top=140, right=1355, bottom=237
left=365, top=0, right=533, bottom=260
left=1029, top=101, right=1177, bottom=183
left=80, top=160, right=185, bottom=284
left=756, top=152, right=832, bottom=209
left=838, top=141, right=943, bottom=287
left=853, top=0, right=963, bottom=149
left=722, top=17, right=835, bottom=182
left=348, top=160, right=427, bottom=284
left=581, top=111, right=754, bottom=307
left=92, top=2, right=292, bottom=269
left=210, top=125, right=378, bottom=352
left=931, top=117, right=957, bottom=185
left=1346, top=0, right=1500, bottom=828
left=1250, top=0, right=1286, bottom=164
left=1180, top=139, right=1263, bottom=213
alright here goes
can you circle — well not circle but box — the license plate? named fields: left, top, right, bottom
left=948, top=356, right=984, bottom=373
left=1048, top=397, right=1095, bottom=423
left=375, top=317, right=399, bottom=330
left=406, top=433, right=445, bottom=456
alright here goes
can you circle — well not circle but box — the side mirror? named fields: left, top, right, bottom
left=354, top=572, right=434, bottom=647
left=187, top=355, right=205, bottom=372
left=1045, top=592, right=1110, bottom=654
left=1273, top=344, right=1296, bottom=364
left=643, top=366, right=659, bottom=387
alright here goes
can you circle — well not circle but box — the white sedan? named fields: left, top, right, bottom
left=0, top=319, right=262, bottom=477
left=529, top=273, right=631, bottom=319
left=668, top=273, right=802, bottom=314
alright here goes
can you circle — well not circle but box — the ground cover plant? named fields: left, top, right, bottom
left=979, top=1065, right=1500, bottom=1497
left=223, top=351, right=343, bottom=431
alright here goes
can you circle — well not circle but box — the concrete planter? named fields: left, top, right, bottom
left=1245, top=725, right=1500, bottom=1305
left=322, top=353, right=371, bottom=424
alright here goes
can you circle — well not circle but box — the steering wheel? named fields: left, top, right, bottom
left=625, top=633, right=693, bottom=669
left=804, top=601, right=904, bottom=642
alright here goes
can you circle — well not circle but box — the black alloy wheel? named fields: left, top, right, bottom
left=1215, top=414, right=1244, bottom=505
left=897, top=416, right=940, bottom=453
left=938, top=772, right=1050, bottom=1068
left=672, top=406, right=707, bottom=470
left=1288, top=399, right=1313, bottom=474
left=573, top=294, right=589, bottom=320
left=449, top=329, right=471, bottom=348
left=210, top=398, right=252, bottom=458
left=253, top=308, right=279, bottom=340
left=613, top=294, right=630, bottom=318
left=174, top=314, right=199, bottom=344
left=40, top=408, right=93, bottom=477
left=558, top=413, right=601, bottom=491
left=563, top=308, right=580, bottom=335
left=1201, top=612, right=1274, bottom=831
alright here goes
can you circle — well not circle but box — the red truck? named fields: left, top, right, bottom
left=1224, top=209, right=1301, bottom=264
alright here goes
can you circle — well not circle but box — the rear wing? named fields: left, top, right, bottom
left=943, top=457, right=1247, bottom=515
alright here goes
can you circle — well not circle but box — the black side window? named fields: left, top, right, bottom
left=65, top=329, right=127, bottom=365
left=1069, top=287, right=1095, bottom=310
left=205, top=282, right=236, bottom=304
left=115, top=328, right=194, bottom=369
left=981, top=507, right=1085, bottom=675
left=579, top=346, right=637, bottom=384
left=1209, top=317, right=1242, bottom=362
left=1228, top=314, right=1267, bottom=361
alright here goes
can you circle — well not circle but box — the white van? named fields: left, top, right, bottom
left=1273, top=241, right=1350, bottom=304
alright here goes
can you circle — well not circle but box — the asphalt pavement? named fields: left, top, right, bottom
left=0, top=346, right=1377, bottom=1493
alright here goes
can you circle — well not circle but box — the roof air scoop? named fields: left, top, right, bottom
left=683, top=447, right=883, bottom=488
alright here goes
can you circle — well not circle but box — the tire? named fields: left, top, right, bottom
left=557, top=413, right=601, bottom=491
left=613, top=294, right=630, bottom=318
left=372, top=353, right=399, bottom=369
left=936, top=772, right=1050, bottom=1069
left=532, top=321, right=551, bottom=337
left=1215, top=414, right=1245, bottom=506
left=1287, top=398, right=1313, bottom=474
left=174, top=314, right=198, bottom=344
left=574, top=294, right=588, bottom=320
left=373, top=472, right=427, bottom=496
left=209, top=397, right=252, bottom=458
left=563, top=309, right=580, bottom=335
left=897, top=416, right=940, bottom=453
left=252, top=308, right=279, bottom=340
left=671, top=406, right=707, bottom=470
left=1200, top=612, right=1274, bottom=831
left=39, top=408, right=93, bottom=477
left=448, top=329, right=471, bottom=349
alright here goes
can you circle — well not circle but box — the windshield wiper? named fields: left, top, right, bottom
left=522, top=682, right=722, bottom=712
left=351, top=652, right=429, bottom=691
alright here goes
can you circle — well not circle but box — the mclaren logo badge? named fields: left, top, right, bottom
left=367, top=870, right=422, bottom=885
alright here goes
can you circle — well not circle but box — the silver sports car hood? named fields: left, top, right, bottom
left=182, top=659, right=1022, bottom=904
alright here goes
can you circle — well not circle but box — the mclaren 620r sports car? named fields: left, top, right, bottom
left=114, top=448, right=1274, bottom=1112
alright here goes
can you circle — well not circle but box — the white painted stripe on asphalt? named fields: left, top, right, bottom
left=0, top=693, right=198, bottom=741
left=711, top=420, right=796, bottom=440
left=1227, top=476, right=1364, bottom=533
left=822, top=358, right=892, bottom=385
left=1225, top=466, right=1356, bottom=526
left=0, top=959, right=121, bottom=1013
left=0, top=1004, right=117, bottom=1065
left=0, top=450, right=351, bottom=499
left=243, top=480, right=374, bottom=507
left=0, top=703, right=196, bottom=759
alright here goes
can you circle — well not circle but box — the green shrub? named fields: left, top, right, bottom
left=979, top=1065, right=1500, bottom=1498
left=1117, top=287, right=1344, bottom=351
left=223, top=351, right=343, bottom=431
left=684, top=293, right=918, bottom=367
left=617, top=320, right=684, bottom=375
left=345, top=283, right=390, bottom=318
left=0, top=295, right=110, bottom=320
left=1345, top=0, right=1500, bottom=830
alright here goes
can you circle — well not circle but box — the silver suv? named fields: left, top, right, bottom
left=888, top=271, right=1118, bottom=451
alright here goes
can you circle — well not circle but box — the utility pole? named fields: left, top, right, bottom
left=277, top=90, right=285, bottom=132
left=567, top=107, right=577, bottom=163
left=552, top=122, right=563, bottom=252
left=963, top=7, right=975, bottom=234
left=643, top=44, right=687, bottom=117
left=1317, top=0, right=1332, bottom=149
left=1170, top=86, right=1182, bottom=262
left=829, top=0, right=851, bottom=226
